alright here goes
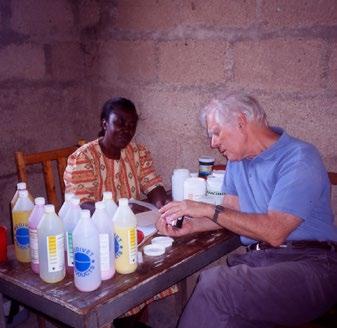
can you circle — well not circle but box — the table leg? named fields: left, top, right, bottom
left=0, top=293, right=6, bottom=328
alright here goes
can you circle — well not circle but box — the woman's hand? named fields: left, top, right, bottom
left=159, top=200, right=214, bottom=224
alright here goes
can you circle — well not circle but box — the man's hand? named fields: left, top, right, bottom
left=156, top=216, right=194, bottom=237
left=159, top=200, right=214, bottom=224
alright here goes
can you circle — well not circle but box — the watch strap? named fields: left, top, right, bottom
left=212, top=205, right=225, bottom=224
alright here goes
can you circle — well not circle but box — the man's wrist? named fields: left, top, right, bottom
left=212, top=205, right=225, bottom=224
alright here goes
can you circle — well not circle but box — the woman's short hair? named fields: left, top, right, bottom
left=200, top=92, right=267, bottom=127
left=99, top=97, right=138, bottom=136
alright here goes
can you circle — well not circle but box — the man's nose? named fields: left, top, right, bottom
left=211, top=136, right=217, bottom=148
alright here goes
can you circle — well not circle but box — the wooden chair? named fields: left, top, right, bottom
left=15, top=140, right=85, bottom=209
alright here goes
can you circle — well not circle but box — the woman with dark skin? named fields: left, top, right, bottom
left=64, top=97, right=167, bottom=211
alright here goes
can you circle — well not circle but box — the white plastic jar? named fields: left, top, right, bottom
left=207, top=172, right=226, bottom=205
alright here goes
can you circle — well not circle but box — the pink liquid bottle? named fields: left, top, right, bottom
left=28, top=197, right=46, bottom=273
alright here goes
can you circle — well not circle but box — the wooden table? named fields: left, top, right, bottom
left=0, top=225, right=240, bottom=327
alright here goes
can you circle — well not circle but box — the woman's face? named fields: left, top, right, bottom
left=102, top=108, right=138, bottom=149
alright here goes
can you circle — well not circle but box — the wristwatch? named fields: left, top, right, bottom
left=212, top=205, right=225, bottom=224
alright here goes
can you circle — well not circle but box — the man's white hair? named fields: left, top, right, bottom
left=200, top=92, right=268, bottom=127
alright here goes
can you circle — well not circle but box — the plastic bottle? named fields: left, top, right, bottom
left=73, top=210, right=101, bottom=292
left=62, top=197, right=82, bottom=275
left=58, top=192, right=75, bottom=220
left=92, top=201, right=115, bottom=280
left=102, top=191, right=118, bottom=220
left=172, top=169, right=190, bottom=201
left=184, top=177, right=207, bottom=201
left=28, top=197, right=46, bottom=273
left=37, top=205, right=65, bottom=283
left=10, top=182, right=33, bottom=209
left=113, top=198, right=137, bottom=274
left=12, top=190, right=34, bottom=263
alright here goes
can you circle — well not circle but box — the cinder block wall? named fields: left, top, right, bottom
left=1, top=0, right=337, bottom=232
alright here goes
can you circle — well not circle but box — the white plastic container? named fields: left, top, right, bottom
left=102, top=191, right=118, bottom=220
left=62, top=197, right=82, bottom=275
left=58, top=192, right=75, bottom=220
left=28, top=197, right=46, bottom=273
left=207, top=172, right=226, bottom=205
left=113, top=198, right=138, bottom=274
left=12, top=190, right=34, bottom=263
left=184, top=177, right=207, bottom=201
left=92, top=201, right=115, bottom=280
left=172, top=169, right=190, bottom=201
left=73, top=210, right=101, bottom=292
left=37, top=205, right=65, bottom=283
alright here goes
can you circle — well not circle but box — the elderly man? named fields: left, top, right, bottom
left=158, top=93, right=337, bottom=328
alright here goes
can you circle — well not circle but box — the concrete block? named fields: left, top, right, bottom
left=11, top=0, right=74, bottom=36
left=181, top=0, right=256, bottom=28
left=95, top=41, right=156, bottom=84
left=113, top=0, right=182, bottom=30
left=159, top=40, right=229, bottom=84
left=233, top=39, right=324, bottom=92
left=261, top=0, right=337, bottom=29
left=50, top=42, right=84, bottom=81
left=0, top=44, right=45, bottom=80
left=79, top=0, right=101, bottom=28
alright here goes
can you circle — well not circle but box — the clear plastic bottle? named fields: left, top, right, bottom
left=113, top=198, right=137, bottom=274
left=92, top=201, right=115, bottom=280
left=73, top=210, right=101, bottom=292
left=10, top=182, right=34, bottom=209
left=62, top=197, right=81, bottom=275
left=28, top=197, right=46, bottom=273
left=37, top=205, right=65, bottom=283
left=12, top=190, right=34, bottom=263
left=58, top=192, right=75, bottom=220
left=102, top=191, right=118, bottom=220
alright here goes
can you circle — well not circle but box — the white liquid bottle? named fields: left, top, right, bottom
left=58, top=192, right=75, bottom=220
left=113, top=198, right=137, bottom=274
left=37, top=205, right=65, bottom=283
left=28, top=197, right=46, bottom=273
left=92, top=201, right=115, bottom=280
left=62, top=197, right=81, bottom=275
left=73, top=210, right=101, bottom=292
left=12, top=190, right=34, bottom=263
left=102, top=191, right=118, bottom=220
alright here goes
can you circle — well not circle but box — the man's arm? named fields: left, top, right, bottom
left=159, top=200, right=302, bottom=246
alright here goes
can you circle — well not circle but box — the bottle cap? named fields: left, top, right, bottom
left=34, top=197, right=45, bottom=205
left=70, top=197, right=80, bottom=205
left=18, top=190, right=28, bottom=198
left=17, top=182, right=26, bottom=190
left=151, top=236, right=174, bottom=248
left=198, top=156, right=215, bottom=164
left=45, top=204, right=55, bottom=213
left=103, top=191, right=113, bottom=200
left=64, top=192, right=74, bottom=201
left=81, top=209, right=90, bottom=219
left=119, top=198, right=128, bottom=207
left=95, top=201, right=105, bottom=209
left=143, top=244, right=165, bottom=257
left=173, top=168, right=190, bottom=176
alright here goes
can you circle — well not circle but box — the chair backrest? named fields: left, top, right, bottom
left=15, top=140, right=85, bottom=209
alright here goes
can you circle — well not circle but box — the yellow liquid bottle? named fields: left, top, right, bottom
left=12, top=190, right=34, bottom=262
left=11, top=182, right=33, bottom=209
left=113, top=198, right=137, bottom=274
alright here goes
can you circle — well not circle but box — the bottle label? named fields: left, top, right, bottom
left=29, top=228, right=39, bottom=264
left=66, top=232, right=74, bottom=267
left=128, top=229, right=137, bottom=265
left=13, top=212, right=30, bottom=249
left=74, top=247, right=96, bottom=277
left=199, top=164, right=213, bottom=177
left=99, top=234, right=110, bottom=272
left=46, top=234, right=64, bottom=272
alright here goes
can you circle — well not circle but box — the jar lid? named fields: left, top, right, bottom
left=151, top=236, right=174, bottom=248
left=199, top=156, right=215, bottom=163
left=143, top=244, right=165, bottom=256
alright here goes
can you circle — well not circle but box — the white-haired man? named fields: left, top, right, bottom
left=158, top=93, right=337, bottom=327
